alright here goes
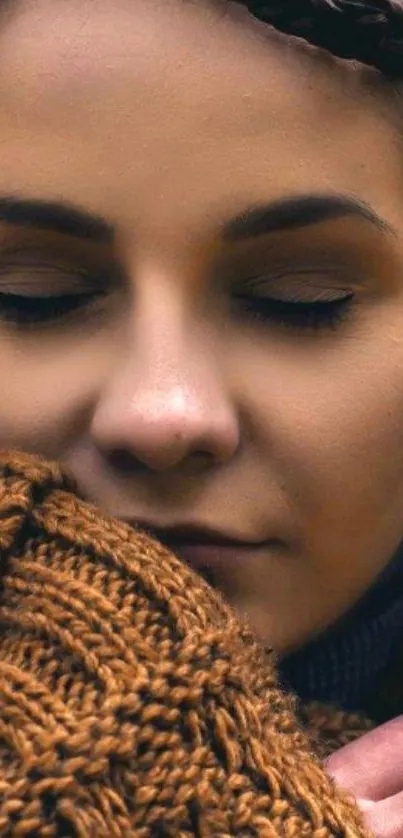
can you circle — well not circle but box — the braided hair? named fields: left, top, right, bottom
left=241, top=0, right=403, bottom=78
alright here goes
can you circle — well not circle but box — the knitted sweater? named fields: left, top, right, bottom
left=0, top=450, right=376, bottom=837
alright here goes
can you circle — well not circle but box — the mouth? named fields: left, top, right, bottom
left=130, top=520, right=275, bottom=573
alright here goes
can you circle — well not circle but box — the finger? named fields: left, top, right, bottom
left=359, top=790, right=403, bottom=838
left=326, top=716, right=403, bottom=802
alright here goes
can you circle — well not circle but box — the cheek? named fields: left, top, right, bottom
left=225, top=327, right=403, bottom=646
left=236, top=327, right=403, bottom=572
left=297, top=365, right=403, bottom=514
left=0, top=335, right=109, bottom=456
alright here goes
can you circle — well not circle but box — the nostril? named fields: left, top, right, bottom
left=105, top=446, right=216, bottom=477
left=106, top=449, right=151, bottom=475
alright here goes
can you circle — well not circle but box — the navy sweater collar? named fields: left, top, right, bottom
left=278, top=545, right=403, bottom=714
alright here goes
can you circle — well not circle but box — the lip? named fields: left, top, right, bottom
left=163, top=541, right=269, bottom=571
left=130, top=520, right=267, bottom=547
left=128, top=520, right=273, bottom=571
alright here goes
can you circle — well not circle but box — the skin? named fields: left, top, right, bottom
left=1, top=0, right=403, bottom=661
left=327, top=716, right=403, bottom=837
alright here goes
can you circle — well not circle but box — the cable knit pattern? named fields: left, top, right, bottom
left=0, top=450, right=373, bottom=837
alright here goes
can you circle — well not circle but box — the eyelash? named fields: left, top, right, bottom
left=0, top=291, right=103, bottom=325
left=234, top=293, right=354, bottom=331
left=0, top=287, right=354, bottom=332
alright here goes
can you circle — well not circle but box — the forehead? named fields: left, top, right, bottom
left=0, top=0, right=401, bottom=237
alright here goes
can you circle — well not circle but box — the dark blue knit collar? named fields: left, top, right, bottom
left=278, top=544, right=403, bottom=714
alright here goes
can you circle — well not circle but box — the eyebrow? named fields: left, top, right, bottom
left=0, top=195, right=114, bottom=242
left=222, top=194, right=396, bottom=241
left=0, top=192, right=394, bottom=245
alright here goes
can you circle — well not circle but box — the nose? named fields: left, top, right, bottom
left=91, top=316, right=240, bottom=473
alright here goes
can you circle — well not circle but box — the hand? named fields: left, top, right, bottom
left=326, top=716, right=403, bottom=838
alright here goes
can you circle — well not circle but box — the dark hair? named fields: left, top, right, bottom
left=242, top=0, right=403, bottom=78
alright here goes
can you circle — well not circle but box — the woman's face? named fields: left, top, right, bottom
left=1, top=0, right=403, bottom=655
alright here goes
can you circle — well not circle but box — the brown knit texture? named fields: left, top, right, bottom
left=0, top=450, right=373, bottom=837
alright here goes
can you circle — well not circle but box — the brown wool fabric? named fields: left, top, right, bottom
left=0, top=450, right=374, bottom=837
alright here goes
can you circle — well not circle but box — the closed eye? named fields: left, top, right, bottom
left=0, top=290, right=105, bottom=325
left=234, top=292, right=354, bottom=330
